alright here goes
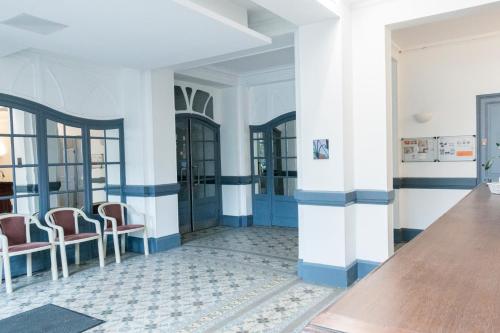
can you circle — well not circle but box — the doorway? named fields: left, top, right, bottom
left=478, top=94, right=500, bottom=183
left=250, top=112, right=298, bottom=227
left=176, top=114, right=222, bottom=234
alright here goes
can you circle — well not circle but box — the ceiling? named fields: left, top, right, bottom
left=209, top=46, right=294, bottom=75
left=0, top=0, right=271, bottom=69
left=392, top=2, right=500, bottom=50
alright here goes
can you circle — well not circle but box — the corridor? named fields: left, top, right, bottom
left=0, top=227, right=342, bottom=332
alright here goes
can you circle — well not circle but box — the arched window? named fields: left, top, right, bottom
left=0, top=94, right=125, bottom=216
left=174, top=85, right=214, bottom=120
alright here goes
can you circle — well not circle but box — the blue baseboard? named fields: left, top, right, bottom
left=298, top=259, right=380, bottom=287
left=394, top=228, right=423, bottom=243
left=127, top=233, right=181, bottom=254
left=222, top=215, right=253, bottom=227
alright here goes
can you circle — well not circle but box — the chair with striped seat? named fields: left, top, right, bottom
left=45, top=208, right=104, bottom=278
left=0, top=214, right=58, bottom=293
left=98, top=202, right=148, bottom=264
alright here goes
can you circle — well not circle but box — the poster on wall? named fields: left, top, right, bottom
left=437, top=135, right=476, bottom=162
left=401, top=137, right=438, bottom=162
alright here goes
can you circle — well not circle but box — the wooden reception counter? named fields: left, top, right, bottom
left=305, top=184, right=500, bottom=333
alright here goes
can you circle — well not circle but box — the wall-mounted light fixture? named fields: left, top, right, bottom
left=414, top=112, right=433, bottom=123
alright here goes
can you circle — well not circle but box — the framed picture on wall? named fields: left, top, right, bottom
left=313, top=139, right=329, bottom=159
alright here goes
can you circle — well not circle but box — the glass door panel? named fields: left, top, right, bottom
left=176, top=118, right=191, bottom=234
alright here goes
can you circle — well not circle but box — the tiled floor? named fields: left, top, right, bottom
left=0, top=226, right=343, bottom=332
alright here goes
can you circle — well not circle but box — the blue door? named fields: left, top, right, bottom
left=479, top=95, right=500, bottom=183
left=176, top=115, right=221, bottom=234
left=250, top=113, right=298, bottom=227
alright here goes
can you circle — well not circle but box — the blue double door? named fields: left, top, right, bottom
left=176, top=115, right=221, bottom=234
left=251, top=114, right=298, bottom=227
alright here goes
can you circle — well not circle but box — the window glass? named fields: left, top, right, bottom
left=16, top=196, right=39, bottom=215
left=47, top=120, right=64, bottom=136
left=66, top=138, right=83, bottom=163
left=49, top=166, right=66, bottom=192
left=175, top=85, right=187, bottom=111
left=14, top=137, right=37, bottom=165
left=90, top=129, right=105, bottom=137
left=106, top=139, right=120, bottom=162
left=92, top=166, right=106, bottom=189
left=205, top=97, right=214, bottom=119
left=65, top=126, right=82, bottom=136
left=0, top=107, right=11, bottom=134
left=106, top=129, right=119, bottom=138
left=192, top=90, right=210, bottom=114
left=107, top=164, right=121, bottom=186
left=12, top=109, right=36, bottom=135
left=47, top=138, right=65, bottom=164
left=0, top=137, right=12, bottom=166
left=15, top=167, right=39, bottom=195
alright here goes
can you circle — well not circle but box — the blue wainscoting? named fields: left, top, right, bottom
left=222, top=215, right=253, bottom=227
left=298, top=259, right=381, bottom=287
left=393, top=178, right=478, bottom=190
left=221, top=176, right=253, bottom=185
left=109, top=183, right=181, bottom=197
left=127, top=234, right=181, bottom=254
left=294, top=189, right=394, bottom=207
left=394, top=228, right=423, bottom=243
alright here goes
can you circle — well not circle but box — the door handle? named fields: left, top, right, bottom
left=192, top=165, right=200, bottom=186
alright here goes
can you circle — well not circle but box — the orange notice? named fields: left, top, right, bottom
left=457, top=151, right=473, bottom=157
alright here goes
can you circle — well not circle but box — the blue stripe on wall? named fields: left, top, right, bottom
left=222, top=215, right=253, bottom=227
left=221, top=176, right=253, bottom=185
left=393, top=178, right=478, bottom=190
left=127, top=233, right=181, bottom=254
left=109, top=183, right=181, bottom=197
left=394, top=228, right=423, bottom=243
left=294, top=189, right=394, bottom=207
left=298, top=259, right=380, bottom=287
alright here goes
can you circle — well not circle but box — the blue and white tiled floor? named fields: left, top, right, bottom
left=0, top=226, right=344, bottom=332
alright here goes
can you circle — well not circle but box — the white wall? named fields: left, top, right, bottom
left=394, top=34, right=500, bottom=229
left=248, top=80, right=295, bottom=126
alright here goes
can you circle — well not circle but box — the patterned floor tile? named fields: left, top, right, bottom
left=0, top=227, right=342, bottom=332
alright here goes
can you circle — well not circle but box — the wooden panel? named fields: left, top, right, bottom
left=306, top=185, right=500, bottom=333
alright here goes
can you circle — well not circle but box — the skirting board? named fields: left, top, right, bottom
left=222, top=215, right=253, bottom=227
left=394, top=228, right=423, bottom=243
left=297, top=259, right=380, bottom=288
left=127, top=234, right=181, bottom=254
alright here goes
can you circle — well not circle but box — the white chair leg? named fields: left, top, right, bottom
left=59, top=242, right=69, bottom=278
left=143, top=229, right=149, bottom=256
left=2, top=254, right=12, bottom=294
left=50, top=246, right=58, bottom=281
left=97, top=238, right=105, bottom=268
left=120, top=234, right=126, bottom=255
left=26, top=253, right=32, bottom=277
left=103, top=235, right=107, bottom=258
left=75, top=243, right=80, bottom=265
left=113, top=233, right=121, bottom=264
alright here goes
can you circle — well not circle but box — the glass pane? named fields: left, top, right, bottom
left=192, top=142, right=203, bottom=161
left=90, top=129, right=105, bottom=137
left=67, top=165, right=84, bottom=191
left=49, top=166, right=66, bottom=192
left=204, top=126, right=215, bottom=141
left=92, top=164, right=106, bottom=189
left=287, top=158, right=297, bottom=176
left=274, top=159, right=286, bottom=177
left=205, top=161, right=215, bottom=177
left=47, top=120, right=65, bottom=136
left=15, top=167, right=39, bottom=195
left=205, top=97, right=214, bottom=119
left=47, top=137, right=65, bottom=164
left=106, top=139, right=120, bottom=162
left=192, top=90, right=210, bottom=113
left=50, top=193, right=68, bottom=208
left=0, top=198, right=14, bottom=214
left=106, top=129, right=120, bottom=138
left=0, top=137, right=12, bottom=166
left=253, top=140, right=265, bottom=158
left=92, top=190, right=106, bottom=204
left=65, top=126, right=82, bottom=137
left=192, top=163, right=204, bottom=184
left=253, top=132, right=264, bottom=140
left=286, top=139, right=297, bottom=158
left=179, top=182, right=189, bottom=201
left=14, top=137, right=37, bottom=165
left=107, top=164, right=121, bottom=186
left=193, top=183, right=204, bottom=199
left=12, top=109, right=36, bottom=135
left=254, top=159, right=266, bottom=177
left=273, top=138, right=286, bottom=158
left=191, top=122, right=203, bottom=141
left=206, top=184, right=215, bottom=197
left=186, top=87, right=193, bottom=101
left=274, top=177, right=285, bottom=195
left=174, top=85, right=187, bottom=111
left=254, top=177, right=266, bottom=195
left=273, top=123, right=286, bottom=139
left=66, top=138, right=83, bottom=164
left=91, top=139, right=105, bottom=162
left=16, top=196, right=39, bottom=215
left=204, top=142, right=214, bottom=160
left=0, top=107, right=11, bottom=134
left=286, top=178, right=297, bottom=196
left=286, top=120, right=296, bottom=137
left=0, top=168, right=13, bottom=185
left=67, top=191, right=85, bottom=209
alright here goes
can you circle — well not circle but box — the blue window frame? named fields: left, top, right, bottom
left=0, top=94, right=125, bottom=217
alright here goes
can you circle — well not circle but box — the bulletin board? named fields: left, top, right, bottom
left=401, top=137, right=438, bottom=162
left=437, top=135, right=476, bottom=162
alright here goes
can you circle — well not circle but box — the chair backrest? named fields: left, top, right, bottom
left=49, top=209, right=78, bottom=235
left=102, top=203, right=125, bottom=227
left=0, top=215, right=28, bottom=246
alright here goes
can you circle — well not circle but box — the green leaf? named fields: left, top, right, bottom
left=485, top=159, right=494, bottom=170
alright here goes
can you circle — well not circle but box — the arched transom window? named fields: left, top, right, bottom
left=174, top=85, right=214, bottom=120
